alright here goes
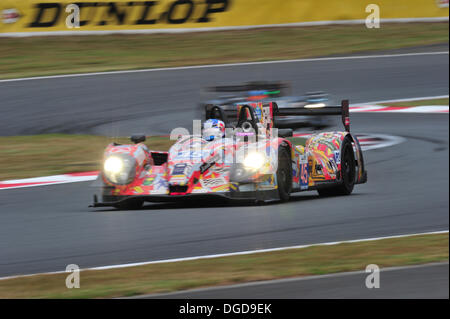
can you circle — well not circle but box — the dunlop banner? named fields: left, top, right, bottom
left=0, top=0, right=448, bottom=35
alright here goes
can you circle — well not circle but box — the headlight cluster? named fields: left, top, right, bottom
left=231, top=152, right=269, bottom=183
left=243, top=152, right=267, bottom=170
left=103, top=154, right=136, bottom=185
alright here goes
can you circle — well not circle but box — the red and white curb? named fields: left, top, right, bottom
left=350, top=105, right=448, bottom=113
left=353, top=133, right=406, bottom=151
left=0, top=133, right=403, bottom=190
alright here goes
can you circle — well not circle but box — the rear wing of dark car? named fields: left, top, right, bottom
left=205, top=99, right=351, bottom=133
left=274, top=99, right=351, bottom=132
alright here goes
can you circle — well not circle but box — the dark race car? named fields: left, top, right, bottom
left=202, top=82, right=338, bottom=130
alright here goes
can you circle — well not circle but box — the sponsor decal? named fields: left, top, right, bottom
left=254, top=104, right=262, bottom=120
left=200, top=161, right=214, bottom=174
left=172, top=163, right=187, bottom=175
left=200, top=176, right=226, bottom=188
left=26, top=0, right=230, bottom=28
left=299, top=154, right=308, bottom=165
left=143, top=176, right=156, bottom=185
left=1, top=8, right=20, bottom=24
left=1, top=0, right=448, bottom=35
left=133, top=186, right=144, bottom=194
left=176, top=150, right=203, bottom=160
left=299, top=162, right=308, bottom=189
left=334, top=150, right=341, bottom=165
left=436, top=0, right=449, bottom=8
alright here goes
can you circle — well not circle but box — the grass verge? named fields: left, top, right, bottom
left=380, top=98, right=449, bottom=107
left=0, top=134, right=175, bottom=180
left=0, top=233, right=447, bottom=298
left=0, top=23, right=448, bottom=80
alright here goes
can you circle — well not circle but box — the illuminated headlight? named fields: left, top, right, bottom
left=103, top=155, right=136, bottom=185
left=243, top=152, right=266, bottom=170
left=104, top=157, right=123, bottom=174
left=304, top=103, right=326, bottom=109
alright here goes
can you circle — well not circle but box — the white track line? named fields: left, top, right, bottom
left=0, top=51, right=448, bottom=83
left=0, top=230, right=447, bottom=281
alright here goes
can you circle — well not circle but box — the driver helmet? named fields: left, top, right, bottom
left=202, top=119, right=225, bottom=141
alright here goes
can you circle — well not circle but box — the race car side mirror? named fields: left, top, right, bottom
left=131, top=134, right=146, bottom=144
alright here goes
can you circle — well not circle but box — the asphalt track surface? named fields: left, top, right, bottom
left=0, top=47, right=448, bottom=281
left=146, top=263, right=449, bottom=299
left=0, top=47, right=448, bottom=137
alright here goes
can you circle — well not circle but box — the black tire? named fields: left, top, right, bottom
left=114, top=198, right=144, bottom=210
left=318, top=137, right=356, bottom=197
left=277, top=147, right=292, bottom=202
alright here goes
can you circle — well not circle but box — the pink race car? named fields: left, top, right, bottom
left=92, top=100, right=367, bottom=209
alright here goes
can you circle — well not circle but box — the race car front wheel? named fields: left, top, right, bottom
left=277, top=147, right=292, bottom=202
left=318, top=137, right=355, bottom=196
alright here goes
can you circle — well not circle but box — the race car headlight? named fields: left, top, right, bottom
left=243, top=152, right=266, bottom=170
left=104, top=157, right=123, bottom=174
left=103, top=155, right=136, bottom=185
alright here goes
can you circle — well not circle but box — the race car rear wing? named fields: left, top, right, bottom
left=275, top=99, right=351, bottom=132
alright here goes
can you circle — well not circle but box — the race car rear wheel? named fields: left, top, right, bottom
left=277, top=147, right=292, bottom=202
left=318, top=137, right=355, bottom=196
